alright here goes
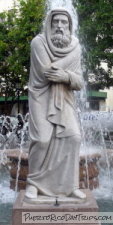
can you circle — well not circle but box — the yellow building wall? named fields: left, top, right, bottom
left=99, top=100, right=106, bottom=111
left=102, top=87, right=113, bottom=111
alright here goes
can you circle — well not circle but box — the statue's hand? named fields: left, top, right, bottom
left=44, top=66, right=69, bottom=84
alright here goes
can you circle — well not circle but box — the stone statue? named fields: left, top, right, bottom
left=25, top=8, right=86, bottom=201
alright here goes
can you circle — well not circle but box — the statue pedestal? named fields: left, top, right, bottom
left=12, top=189, right=100, bottom=225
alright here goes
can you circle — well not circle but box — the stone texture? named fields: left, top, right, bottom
left=12, top=189, right=99, bottom=225
left=80, top=177, right=99, bottom=189
left=10, top=164, right=28, bottom=180
left=80, top=162, right=99, bottom=180
left=10, top=179, right=26, bottom=190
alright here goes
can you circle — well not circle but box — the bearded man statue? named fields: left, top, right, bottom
left=25, top=9, right=86, bottom=201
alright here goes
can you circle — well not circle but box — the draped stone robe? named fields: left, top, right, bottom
left=27, top=32, right=83, bottom=197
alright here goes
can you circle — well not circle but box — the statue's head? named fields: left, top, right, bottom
left=45, top=9, right=73, bottom=49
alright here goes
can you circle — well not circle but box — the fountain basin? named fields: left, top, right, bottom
left=5, top=149, right=101, bottom=191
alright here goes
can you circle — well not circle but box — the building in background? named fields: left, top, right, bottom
left=87, top=91, right=107, bottom=111
left=101, top=62, right=113, bottom=111
left=88, top=62, right=113, bottom=111
left=103, top=87, right=113, bottom=111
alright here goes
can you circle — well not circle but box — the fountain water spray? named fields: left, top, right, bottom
left=0, top=114, right=29, bottom=203
left=81, top=111, right=113, bottom=199
left=15, top=130, right=24, bottom=197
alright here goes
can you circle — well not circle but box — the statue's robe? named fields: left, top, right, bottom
left=27, top=32, right=83, bottom=196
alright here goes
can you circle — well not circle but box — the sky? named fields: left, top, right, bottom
left=0, top=0, right=14, bottom=12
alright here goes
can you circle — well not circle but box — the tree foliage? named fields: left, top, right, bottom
left=73, top=0, right=113, bottom=90
left=0, top=0, right=46, bottom=98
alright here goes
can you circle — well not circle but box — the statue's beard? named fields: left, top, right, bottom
left=51, top=31, right=71, bottom=48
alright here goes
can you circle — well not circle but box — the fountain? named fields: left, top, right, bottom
left=1, top=112, right=113, bottom=190
left=1, top=110, right=113, bottom=224
left=1, top=110, right=113, bottom=192
left=0, top=113, right=29, bottom=150
left=0, top=112, right=101, bottom=192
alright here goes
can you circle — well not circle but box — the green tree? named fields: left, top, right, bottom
left=73, top=0, right=113, bottom=90
left=0, top=0, right=46, bottom=98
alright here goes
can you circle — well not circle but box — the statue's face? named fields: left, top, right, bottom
left=51, top=14, right=71, bottom=48
left=51, top=14, right=69, bottom=35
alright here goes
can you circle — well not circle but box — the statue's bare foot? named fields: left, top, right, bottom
left=25, top=185, right=38, bottom=199
left=72, top=189, right=86, bottom=199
